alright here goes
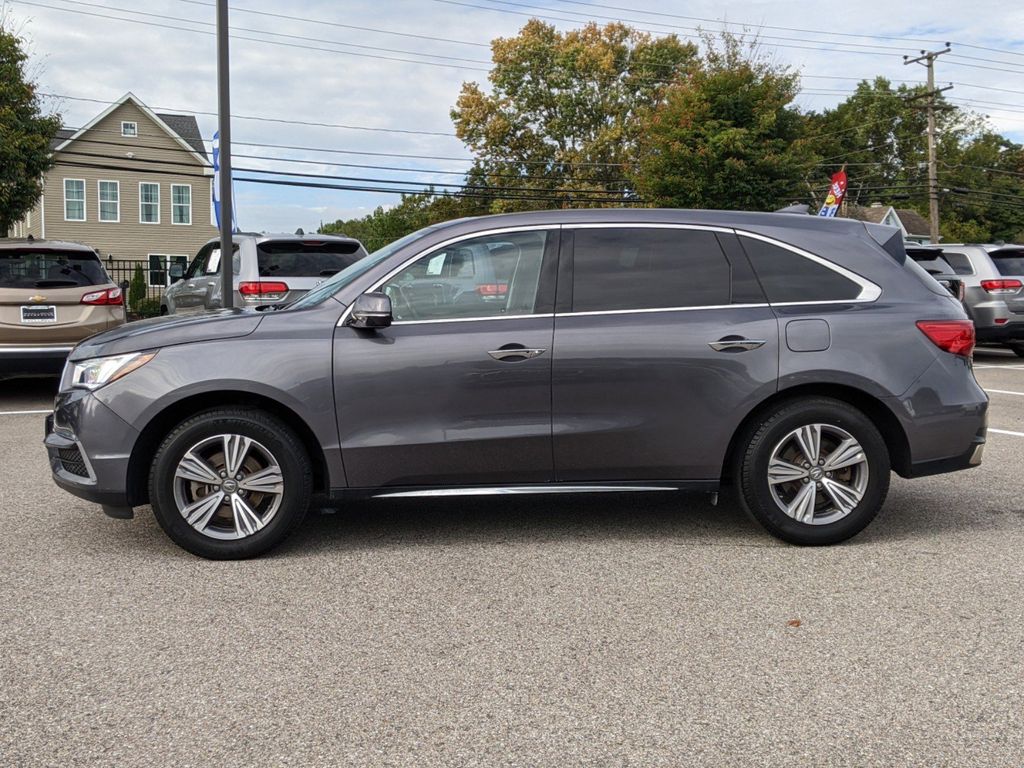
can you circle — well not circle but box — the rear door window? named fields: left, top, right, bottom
left=990, top=249, right=1024, bottom=276
left=570, top=228, right=731, bottom=312
left=740, top=237, right=862, bottom=303
left=257, top=241, right=365, bottom=278
left=0, top=249, right=108, bottom=288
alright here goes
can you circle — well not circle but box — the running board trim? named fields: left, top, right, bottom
left=372, top=484, right=678, bottom=498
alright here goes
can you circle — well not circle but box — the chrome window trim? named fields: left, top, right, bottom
left=391, top=313, right=554, bottom=326
left=555, top=303, right=769, bottom=318
left=337, top=224, right=557, bottom=327
left=564, top=222, right=735, bottom=234
left=736, top=230, right=882, bottom=303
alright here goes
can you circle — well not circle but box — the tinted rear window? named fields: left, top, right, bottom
left=571, top=228, right=731, bottom=311
left=740, top=237, right=862, bottom=303
left=257, top=241, right=365, bottom=278
left=0, top=249, right=107, bottom=288
left=990, top=249, right=1024, bottom=277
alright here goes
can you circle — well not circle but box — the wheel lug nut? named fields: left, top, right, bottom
left=818, top=460, right=824, bottom=465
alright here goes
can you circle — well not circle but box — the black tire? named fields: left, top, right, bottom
left=1010, top=344, right=1024, bottom=359
left=149, top=408, right=312, bottom=559
left=735, top=398, right=890, bottom=546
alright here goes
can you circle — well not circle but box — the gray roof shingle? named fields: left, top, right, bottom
left=155, top=113, right=208, bottom=159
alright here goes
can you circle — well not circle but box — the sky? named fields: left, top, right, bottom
left=7, top=0, right=1024, bottom=234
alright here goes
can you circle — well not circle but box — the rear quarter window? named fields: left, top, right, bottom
left=0, top=249, right=108, bottom=288
left=257, top=241, right=365, bottom=278
left=739, top=237, right=863, bottom=303
left=938, top=251, right=975, bottom=275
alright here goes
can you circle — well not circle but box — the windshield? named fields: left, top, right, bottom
left=0, top=248, right=108, bottom=288
left=286, top=226, right=443, bottom=310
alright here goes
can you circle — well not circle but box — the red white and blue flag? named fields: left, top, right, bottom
left=818, top=168, right=848, bottom=218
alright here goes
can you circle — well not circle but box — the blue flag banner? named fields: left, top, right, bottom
left=212, top=131, right=239, bottom=232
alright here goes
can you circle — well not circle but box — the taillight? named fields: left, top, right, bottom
left=980, top=279, right=1022, bottom=294
left=916, top=320, right=975, bottom=357
left=81, top=287, right=123, bottom=305
left=476, top=283, right=508, bottom=297
left=239, top=281, right=289, bottom=299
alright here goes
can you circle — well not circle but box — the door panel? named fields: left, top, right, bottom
left=552, top=307, right=779, bottom=480
left=334, top=317, right=554, bottom=487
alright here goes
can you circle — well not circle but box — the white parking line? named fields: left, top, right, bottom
left=974, top=364, right=1024, bottom=370
left=990, top=428, right=1024, bottom=437
left=986, top=389, right=1024, bottom=397
left=0, top=409, right=52, bottom=416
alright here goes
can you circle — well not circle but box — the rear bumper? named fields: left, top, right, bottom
left=975, top=321, right=1024, bottom=345
left=0, top=345, right=73, bottom=378
left=887, top=352, right=988, bottom=479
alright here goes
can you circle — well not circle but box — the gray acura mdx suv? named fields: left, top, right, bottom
left=45, top=209, right=988, bottom=559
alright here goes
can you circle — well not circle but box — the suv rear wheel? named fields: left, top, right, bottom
left=149, top=408, right=312, bottom=559
left=736, top=398, right=890, bottom=545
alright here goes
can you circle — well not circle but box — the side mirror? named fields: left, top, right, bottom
left=169, top=264, right=185, bottom=283
left=346, top=292, right=392, bottom=329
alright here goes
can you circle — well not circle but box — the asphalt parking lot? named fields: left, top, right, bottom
left=2, top=350, right=1023, bottom=767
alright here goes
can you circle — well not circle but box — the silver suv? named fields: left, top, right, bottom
left=937, top=244, right=1024, bottom=356
left=161, top=233, right=368, bottom=314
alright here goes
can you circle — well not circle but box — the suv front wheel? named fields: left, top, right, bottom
left=149, top=408, right=312, bottom=559
left=736, top=398, right=890, bottom=545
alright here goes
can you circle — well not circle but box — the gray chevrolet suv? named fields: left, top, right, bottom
left=45, top=209, right=988, bottom=559
left=932, top=244, right=1024, bottom=356
left=161, top=232, right=368, bottom=314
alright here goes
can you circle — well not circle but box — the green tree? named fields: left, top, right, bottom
left=630, top=32, right=815, bottom=211
left=451, top=20, right=697, bottom=212
left=0, top=15, right=61, bottom=233
left=321, top=190, right=487, bottom=252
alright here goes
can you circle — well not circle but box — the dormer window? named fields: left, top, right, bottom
left=121, top=121, right=138, bottom=137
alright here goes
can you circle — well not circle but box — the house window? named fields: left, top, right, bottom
left=121, top=121, right=138, bottom=137
left=171, top=184, right=192, bottom=225
left=98, top=181, right=119, bottom=222
left=148, top=254, right=189, bottom=287
left=139, top=182, right=160, bottom=224
left=64, top=179, right=85, bottom=221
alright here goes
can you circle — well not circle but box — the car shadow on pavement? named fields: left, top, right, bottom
left=276, top=491, right=779, bottom=557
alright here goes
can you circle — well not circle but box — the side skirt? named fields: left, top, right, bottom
left=329, top=480, right=719, bottom=501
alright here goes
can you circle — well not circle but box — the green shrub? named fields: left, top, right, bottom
left=129, top=264, right=147, bottom=313
left=132, top=297, right=162, bottom=319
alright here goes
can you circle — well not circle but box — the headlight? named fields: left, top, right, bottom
left=65, top=351, right=157, bottom=391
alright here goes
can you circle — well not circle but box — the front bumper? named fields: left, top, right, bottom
left=44, top=389, right=140, bottom=515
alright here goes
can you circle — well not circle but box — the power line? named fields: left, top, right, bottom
left=41, top=92, right=457, bottom=137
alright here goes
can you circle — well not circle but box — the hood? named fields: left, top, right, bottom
left=70, top=309, right=263, bottom=360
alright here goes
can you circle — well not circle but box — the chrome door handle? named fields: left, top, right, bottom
left=488, top=347, right=546, bottom=361
left=708, top=337, right=767, bottom=352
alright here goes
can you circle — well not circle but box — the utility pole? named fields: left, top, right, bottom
left=216, top=0, right=234, bottom=308
left=904, top=44, right=951, bottom=244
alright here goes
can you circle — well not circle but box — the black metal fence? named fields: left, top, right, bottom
left=103, top=257, right=166, bottom=315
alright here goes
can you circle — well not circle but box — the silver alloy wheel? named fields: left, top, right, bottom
left=172, top=434, right=285, bottom=540
left=767, top=423, right=869, bottom=526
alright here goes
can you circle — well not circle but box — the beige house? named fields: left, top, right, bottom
left=9, top=93, right=218, bottom=286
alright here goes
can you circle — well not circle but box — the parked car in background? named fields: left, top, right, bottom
left=0, top=238, right=125, bottom=379
left=905, top=244, right=966, bottom=303
left=46, top=209, right=986, bottom=559
left=936, top=243, right=1024, bottom=357
left=161, top=233, right=368, bottom=314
